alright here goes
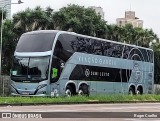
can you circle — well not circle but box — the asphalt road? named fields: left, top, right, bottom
left=1, top=103, right=160, bottom=121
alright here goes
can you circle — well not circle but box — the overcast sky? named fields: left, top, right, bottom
left=11, top=0, right=160, bottom=37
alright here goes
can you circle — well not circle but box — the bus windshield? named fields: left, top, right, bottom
left=16, top=33, right=56, bottom=52
left=11, top=56, right=50, bottom=82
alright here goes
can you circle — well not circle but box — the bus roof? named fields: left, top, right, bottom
left=23, top=30, right=153, bottom=51
left=22, top=30, right=60, bottom=35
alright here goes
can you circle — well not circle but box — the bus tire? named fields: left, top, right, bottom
left=136, top=90, right=141, bottom=95
left=137, top=86, right=143, bottom=95
left=65, top=86, right=73, bottom=97
left=78, top=84, right=89, bottom=96
left=128, top=87, right=135, bottom=95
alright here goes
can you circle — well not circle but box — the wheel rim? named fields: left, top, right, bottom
left=137, top=90, right=140, bottom=95
left=65, top=89, right=71, bottom=97
left=78, top=89, right=84, bottom=96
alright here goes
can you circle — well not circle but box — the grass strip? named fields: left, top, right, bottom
left=0, top=94, right=160, bottom=105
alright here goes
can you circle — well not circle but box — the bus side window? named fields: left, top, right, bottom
left=52, top=68, right=58, bottom=78
left=91, top=39, right=103, bottom=55
left=50, top=57, right=60, bottom=83
left=103, top=42, right=111, bottom=56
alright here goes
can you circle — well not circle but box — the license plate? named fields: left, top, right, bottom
left=22, top=92, right=30, bottom=95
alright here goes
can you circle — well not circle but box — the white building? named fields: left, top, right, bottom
left=90, top=6, right=104, bottom=19
left=0, top=0, right=11, bottom=19
left=116, top=11, right=143, bottom=28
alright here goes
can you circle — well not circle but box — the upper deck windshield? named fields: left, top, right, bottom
left=16, top=32, right=56, bottom=52
left=11, top=56, right=50, bottom=82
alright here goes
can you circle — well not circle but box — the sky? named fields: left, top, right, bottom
left=11, top=0, right=160, bottom=37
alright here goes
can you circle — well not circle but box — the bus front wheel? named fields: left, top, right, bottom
left=65, top=86, right=73, bottom=97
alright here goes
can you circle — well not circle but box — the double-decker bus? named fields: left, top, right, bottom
left=10, top=30, right=154, bottom=96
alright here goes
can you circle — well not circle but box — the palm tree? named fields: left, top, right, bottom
left=13, top=6, right=52, bottom=35
left=45, top=6, right=54, bottom=29
left=106, top=24, right=120, bottom=41
left=13, top=8, right=32, bottom=35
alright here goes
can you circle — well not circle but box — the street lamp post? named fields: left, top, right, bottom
left=0, top=0, right=23, bottom=95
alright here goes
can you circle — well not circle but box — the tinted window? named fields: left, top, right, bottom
left=103, top=42, right=111, bottom=56
left=16, top=33, right=56, bottom=52
left=50, top=56, right=62, bottom=83
left=11, top=56, right=50, bottom=82
left=75, top=37, right=92, bottom=53
left=54, top=34, right=76, bottom=62
left=92, top=39, right=103, bottom=55
left=123, top=46, right=132, bottom=59
left=112, top=43, right=123, bottom=58
left=123, top=46, right=152, bottom=62
left=133, top=49, right=143, bottom=61
left=55, top=34, right=152, bottom=62
left=54, top=34, right=94, bottom=62
left=123, top=46, right=142, bottom=60
left=56, top=34, right=125, bottom=59
left=103, top=42, right=123, bottom=58
left=139, top=49, right=149, bottom=62
left=69, top=64, right=131, bottom=82
left=147, top=50, right=153, bottom=63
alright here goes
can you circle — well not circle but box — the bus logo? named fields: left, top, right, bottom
left=85, top=69, right=90, bottom=77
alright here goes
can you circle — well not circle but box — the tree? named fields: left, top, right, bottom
left=12, top=4, right=107, bottom=39
left=105, top=24, right=123, bottom=42
left=51, top=4, right=107, bottom=38
left=13, top=6, right=52, bottom=36
left=2, top=20, right=17, bottom=74
left=0, top=9, right=12, bottom=74
left=105, top=23, right=158, bottom=47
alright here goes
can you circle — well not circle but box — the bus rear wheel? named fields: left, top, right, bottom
left=128, top=87, right=135, bottom=95
left=65, top=86, right=73, bottom=97
left=78, top=84, right=89, bottom=96
left=137, top=86, right=143, bottom=95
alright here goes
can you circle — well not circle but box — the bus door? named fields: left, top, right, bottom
left=50, top=56, right=61, bottom=96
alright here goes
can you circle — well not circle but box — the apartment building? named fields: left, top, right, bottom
left=90, top=6, right=105, bottom=19
left=116, top=11, right=143, bottom=28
